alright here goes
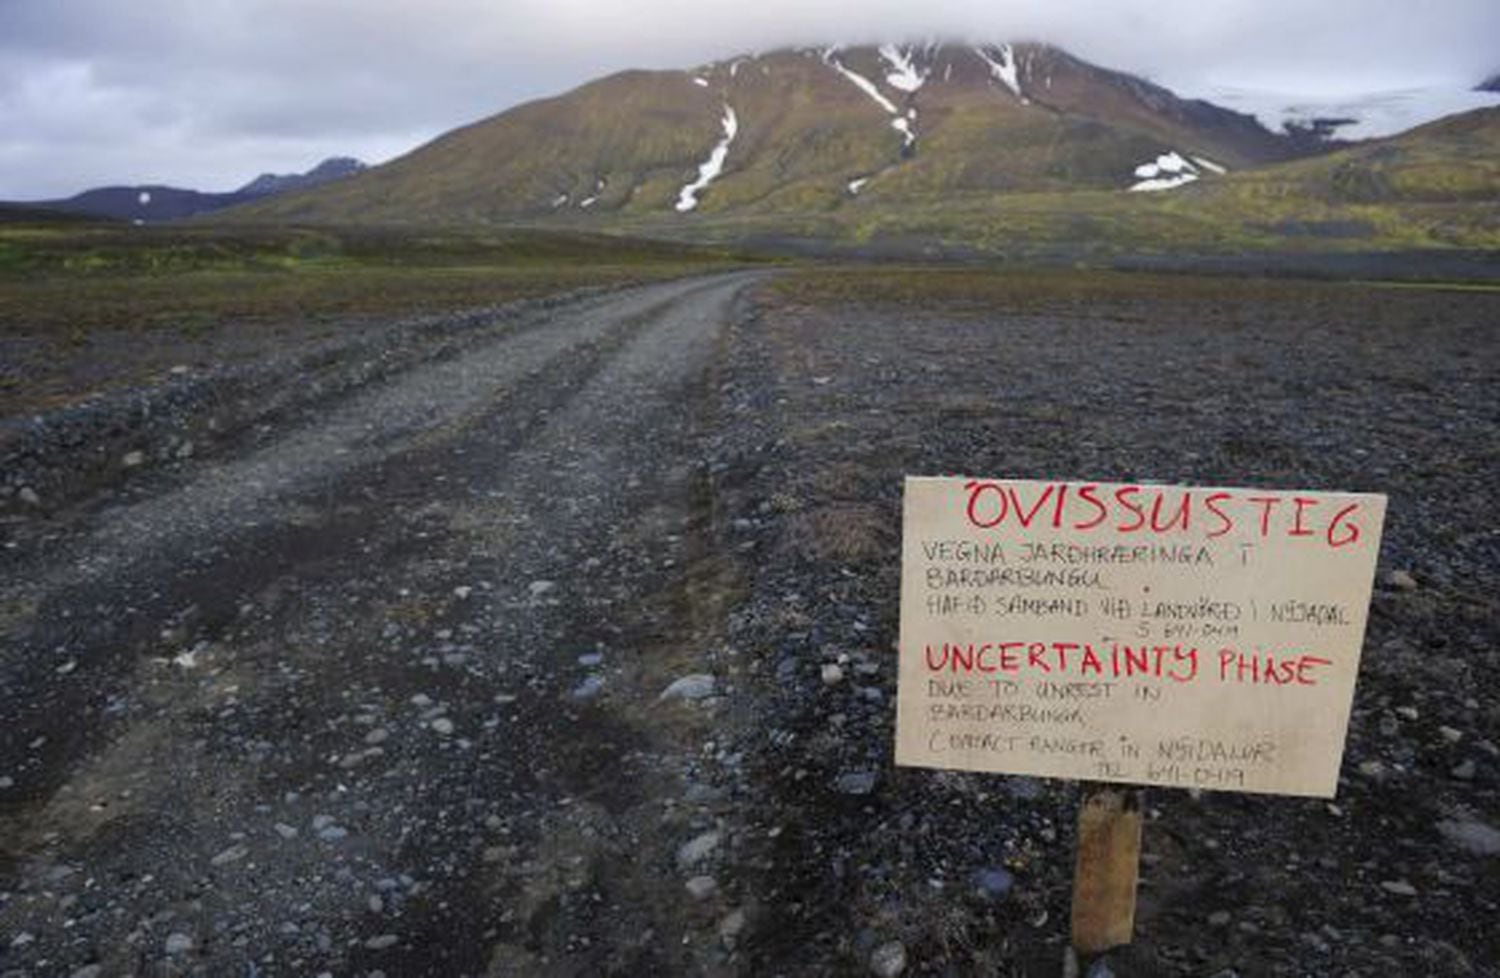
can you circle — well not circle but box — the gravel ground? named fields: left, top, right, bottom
left=1, top=268, right=1497, bottom=977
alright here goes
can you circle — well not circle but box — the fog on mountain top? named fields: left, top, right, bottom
left=0, top=0, right=1496, bottom=197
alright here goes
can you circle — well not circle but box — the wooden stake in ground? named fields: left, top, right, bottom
left=1071, top=786, right=1144, bottom=957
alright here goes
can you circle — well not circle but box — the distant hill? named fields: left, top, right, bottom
left=12, top=157, right=366, bottom=223
left=226, top=42, right=1328, bottom=226
left=236, top=156, right=367, bottom=197
left=1480, top=73, right=1500, bottom=93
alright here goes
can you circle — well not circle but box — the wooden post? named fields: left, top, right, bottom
left=1070, top=785, right=1144, bottom=957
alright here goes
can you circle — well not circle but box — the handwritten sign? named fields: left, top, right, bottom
left=895, top=477, right=1387, bottom=798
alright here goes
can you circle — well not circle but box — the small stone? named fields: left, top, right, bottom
left=1437, top=819, right=1500, bottom=855
left=410, top=693, right=433, bottom=707
left=368, top=894, right=385, bottom=913
left=319, top=824, right=348, bottom=841
left=1085, top=960, right=1116, bottom=978
left=1380, top=880, right=1418, bottom=897
left=1439, top=726, right=1464, bottom=743
left=578, top=652, right=604, bottom=667
left=273, top=822, right=299, bottom=840
left=972, top=866, right=1014, bottom=899
left=1388, top=569, right=1419, bottom=591
left=659, top=674, right=716, bottom=702
left=11, top=932, right=34, bottom=947
left=834, top=770, right=878, bottom=795
left=1209, top=910, right=1232, bottom=927
left=1356, top=759, right=1385, bottom=779
left=123, top=450, right=145, bottom=468
left=571, top=676, right=605, bottom=700
left=210, top=843, right=249, bottom=866
left=164, top=932, right=195, bottom=955
left=676, top=831, right=721, bottom=869
left=869, top=940, right=907, bottom=977
left=0, top=776, right=13, bottom=789
left=55, top=659, right=77, bottom=675
left=430, top=717, right=455, bottom=736
left=364, top=728, right=390, bottom=745
left=685, top=875, right=718, bottom=900
left=70, top=965, right=103, bottom=978
left=364, top=933, right=399, bottom=950
left=453, top=585, right=473, bottom=599
left=1451, top=759, right=1477, bottom=780
left=718, top=908, right=747, bottom=950
left=821, top=663, right=845, bottom=685
left=528, top=580, right=556, bottom=598
left=18, top=486, right=40, bottom=506
left=311, top=813, right=335, bottom=830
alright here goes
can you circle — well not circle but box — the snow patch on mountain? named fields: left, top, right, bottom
left=847, top=177, right=869, bottom=195
left=1169, top=83, right=1500, bottom=141
left=879, top=44, right=926, bottom=93
left=693, top=76, right=709, bottom=88
left=823, top=48, right=917, bottom=150
left=823, top=50, right=899, bottom=114
left=975, top=44, right=1025, bottom=101
left=1130, top=152, right=1202, bottom=192
left=1191, top=155, right=1227, bottom=175
left=675, top=105, right=739, bottom=212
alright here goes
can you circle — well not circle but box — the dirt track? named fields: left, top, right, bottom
left=2, top=269, right=1498, bottom=977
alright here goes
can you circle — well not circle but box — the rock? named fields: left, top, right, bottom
left=273, top=822, right=299, bottom=840
left=1085, top=960, right=1116, bottom=978
left=210, top=843, right=249, bottom=866
left=676, top=831, right=722, bottom=869
left=718, top=908, right=747, bottom=950
left=528, top=580, right=556, bottom=598
left=364, top=933, right=400, bottom=950
left=123, top=450, right=145, bottom=468
left=972, top=866, right=1014, bottom=899
left=821, top=663, right=845, bottom=685
left=1451, top=759, right=1477, bottom=780
left=1356, top=759, right=1385, bottom=780
left=685, top=875, right=719, bottom=901
left=834, top=770, right=878, bottom=796
left=0, top=776, right=13, bottom=789
left=869, top=940, right=907, bottom=977
left=578, top=652, right=605, bottom=667
left=311, top=813, right=336, bottom=831
left=571, top=676, right=605, bottom=700
left=70, top=966, right=103, bottom=978
left=659, top=674, right=716, bottom=702
left=11, top=932, right=34, bottom=947
left=364, top=728, right=390, bottom=745
left=1209, top=910, right=1232, bottom=927
left=1439, top=726, right=1464, bottom=743
left=55, top=659, right=77, bottom=675
left=430, top=717, right=455, bottom=736
left=164, top=932, right=195, bottom=955
left=18, top=487, right=40, bottom=507
left=1387, top=569, right=1419, bottom=591
left=368, top=894, right=385, bottom=913
left=1380, top=880, right=1418, bottom=896
left=453, top=585, right=473, bottom=599
left=1436, top=819, right=1500, bottom=855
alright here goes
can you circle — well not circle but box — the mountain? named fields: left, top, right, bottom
left=236, top=156, right=367, bottom=197
left=226, top=42, right=1326, bottom=227
left=15, top=157, right=366, bottom=223
left=1480, top=73, right=1500, bottom=93
left=1207, top=106, right=1500, bottom=205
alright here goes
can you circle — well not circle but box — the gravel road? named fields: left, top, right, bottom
left=2, top=269, right=1497, bottom=978
left=1, top=272, right=766, bottom=977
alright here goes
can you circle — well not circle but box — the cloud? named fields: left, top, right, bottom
left=2, top=0, right=1497, bottom=198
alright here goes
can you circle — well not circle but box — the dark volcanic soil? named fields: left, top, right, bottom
left=1, top=268, right=1497, bottom=978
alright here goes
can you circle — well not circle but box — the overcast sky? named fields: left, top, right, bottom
left=2, top=0, right=1497, bottom=199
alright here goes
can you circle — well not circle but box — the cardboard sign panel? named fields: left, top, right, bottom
left=896, top=477, right=1387, bottom=798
